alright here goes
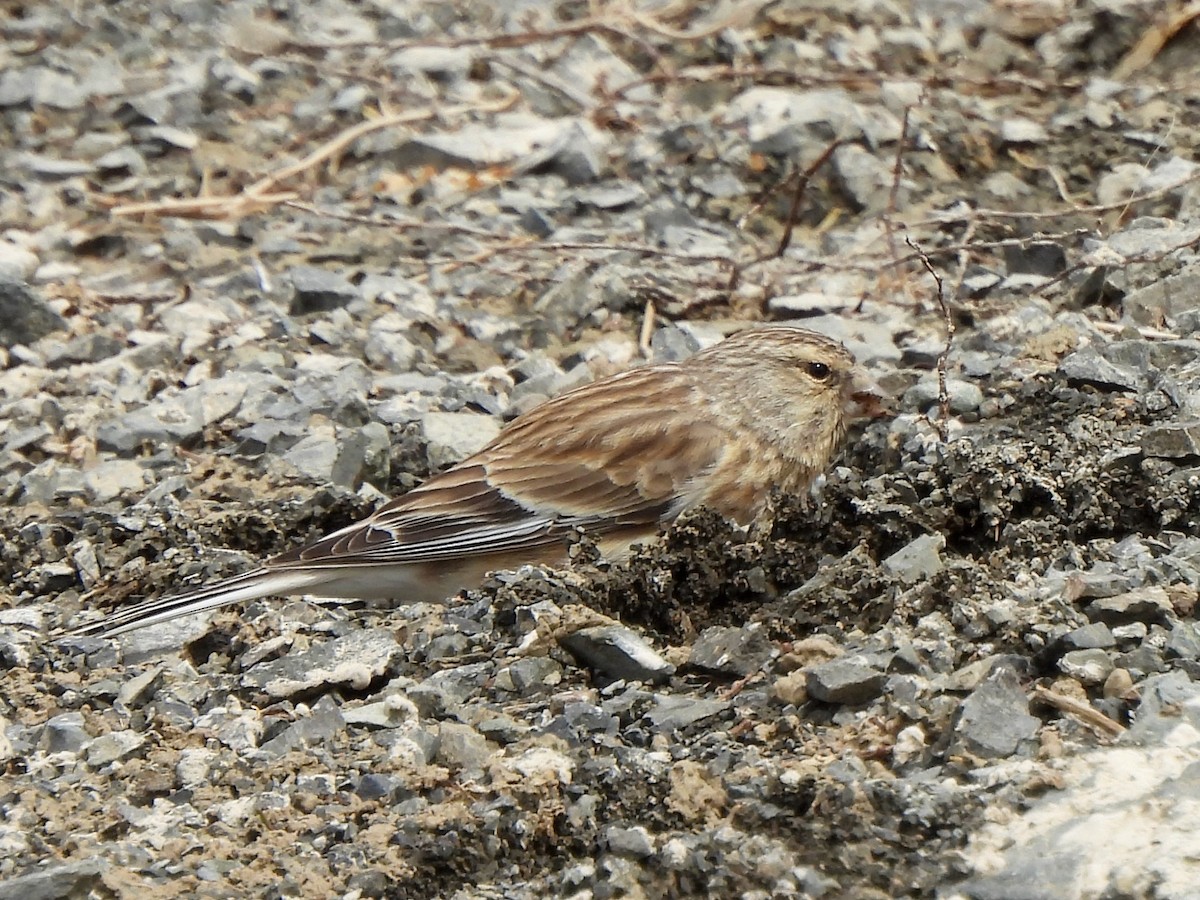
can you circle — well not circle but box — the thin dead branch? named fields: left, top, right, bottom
left=907, top=237, right=953, bottom=442
left=108, top=91, right=519, bottom=221
left=774, top=140, right=842, bottom=257
left=1032, top=685, right=1126, bottom=738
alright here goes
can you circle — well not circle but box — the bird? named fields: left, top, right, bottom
left=68, top=325, right=883, bottom=638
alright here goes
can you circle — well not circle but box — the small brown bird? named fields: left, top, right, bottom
left=71, top=325, right=881, bottom=637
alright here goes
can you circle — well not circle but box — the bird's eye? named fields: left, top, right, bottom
left=806, top=361, right=832, bottom=381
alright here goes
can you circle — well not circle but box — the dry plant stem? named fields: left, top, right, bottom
left=1112, top=1, right=1200, bottom=80
left=907, top=237, right=953, bottom=442
left=1032, top=685, right=1126, bottom=738
left=1092, top=321, right=1180, bottom=340
left=288, top=7, right=663, bottom=62
left=951, top=217, right=979, bottom=300
left=109, top=91, right=519, bottom=220
left=862, top=228, right=1093, bottom=272
left=909, top=168, right=1200, bottom=228
left=610, top=64, right=1075, bottom=102
left=774, top=139, right=842, bottom=257
left=882, top=104, right=912, bottom=269
left=639, top=300, right=656, bottom=357
left=283, top=201, right=502, bottom=241
left=1032, top=225, right=1200, bottom=297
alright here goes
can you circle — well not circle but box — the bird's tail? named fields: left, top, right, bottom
left=63, top=567, right=331, bottom=639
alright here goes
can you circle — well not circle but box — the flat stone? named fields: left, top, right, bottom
left=903, top=379, right=984, bottom=415
left=1058, top=648, right=1115, bottom=684
left=435, top=721, right=495, bottom=774
left=688, top=624, right=775, bottom=677
left=806, top=659, right=887, bottom=705
left=83, top=459, right=148, bottom=503
left=1142, top=421, right=1200, bottom=459
left=882, top=533, right=946, bottom=585
left=1086, top=586, right=1174, bottom=626
left=644, top=695, right=730, bottom=731
left=0, top=277, right=65, bottom=346
left=1165, top=621, right=1200, bottom=661
left=605, top=824, right=655, bottom=858
left=560, top=625, right=675, bottom=684
left=260, top=695, right=346, bottom=756
left=243, top=629, right=404, bottom=698
left=0, top=859, right=107, bottom=900
left=422, top=411, right=502, bottom=466
left=41, top=711, right=89, bottom=754
left=85, top=730, right=146, bottom=766
left=1061, top=622, right=1116, bottom=650
left=953, top=667, right=1039, bottom=759
left=289, top=266, right=359, bottom=315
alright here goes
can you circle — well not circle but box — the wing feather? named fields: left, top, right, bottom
left=265, top=367, right=726, bottom=570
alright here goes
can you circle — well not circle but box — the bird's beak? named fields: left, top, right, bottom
left=845, top=368, right=890, bottom=420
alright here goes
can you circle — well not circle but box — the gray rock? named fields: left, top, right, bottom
left=953, top=668, right=1039, bottom=759
left=1059, top=345, right=1144, bottom=392
left=560, top=625, right=675, bottom=684
left=1142, top=421, right=1200, bottom=459
left=96, top=376, right=249, bottom=453
left=650, top=324, right=703, bottom=363
left=42, top=333, right=125, bottom=367
left=806, top=659, right=886, bottom=705
left=903, top=378, right=984, bottom=415
left=85, top=730, right=145, bottom=766
left=331, top=420, right=391, bottom=488
left=422, top=411, right=501, bottom=467
left=83, top=459, right=147, bottom=503
left=1058, top=649, right=1115, bottom=684
left=18, top=459, right=85, bottom=504
left=882, top=533, right=946, bottom=585
left=94, top=145, right=146, bottom=176
left=436, top=721, right=495, bottom=774
left=281, top=425, right=339, bottom=483
left=834, top=143, right=905, bottom=212
left=960, top=672, right=1200, bottom=899
left=729, top=87, right=900, bottom=155
left=364, top=329, right=419, bottom=371
left=355, top=772, right=405, bottom=802
left=0, top=243, right=38, bottom=282
left=41, top=711, right=89, bottom=753
left=518, top=120, right=602, bottom=183
left=1000, top=117, right=1049, bottom=144
left=644, top=695, right=730, bottom=731
left=496, top=656, right=563, bottom=693
left=407, top=662, right=492, bottom=718
left=605, top=824, right=655, bottom=858
left=0, top=859, right=107, bottom=900
left=1004, top=240, right=1067, bottom=276
left=243, top=629, right=404, bottom=698
left=1086, top=586, right=1174, bottom=626
left=1061, top=622, right=1115, bottom=650
left=115, top=666, right=163, bottom=707
left=940, top=654, right=1035, bottom=692
left=260, top=695, right=346, bottom=756
left=1165, top=621, right=1200, bottom=660
left=688, top=623, right=775, bottom=676
left=1123, top=267, right=1200, bottom=327
left=289, top=266, right=359, bottom=315
left=194, top=704, right=265, bottom=752
left=0, top=277, right=65, bottom=346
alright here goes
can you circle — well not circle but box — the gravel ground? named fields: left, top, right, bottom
left=4, top=1, right=1200, bottom=897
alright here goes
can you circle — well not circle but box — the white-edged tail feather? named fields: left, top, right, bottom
left=67, top=568, right=333, bottom=638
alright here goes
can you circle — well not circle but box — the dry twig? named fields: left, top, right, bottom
left=109, top=91, right=519, bottom=221
left=1032, top=685, right=1126, bottom=738
left=907, top=237, right=953, bottom=441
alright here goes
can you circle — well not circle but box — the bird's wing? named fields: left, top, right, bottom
left=269, top=366, right=725, bottom=569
